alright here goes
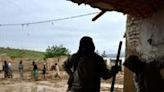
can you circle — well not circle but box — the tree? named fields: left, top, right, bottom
left=44, top=45, right=70, bottom=58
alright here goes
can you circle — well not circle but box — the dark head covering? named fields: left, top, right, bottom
left=32, top=61, right=35, bottom=65
left=77, top=36, right=95, bottom=56
left=4, top=60, right=7, bottom=65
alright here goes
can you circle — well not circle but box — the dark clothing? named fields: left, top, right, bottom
left=3, top=63, right=9, bottom=78
left=32, top=63, right=38, bottom=80
left=64, top=36, right=119, bottom=92
left=64, top=53, right=117, bottom=92
left=42, top=65, right=46, bottom=74
left=33, top=64, right=38, bottom=70
left=124, top=55, right=164, bottom=92
left=42, top=65, right=46, bottom=79
left=3, top=64, right=9, bottom=73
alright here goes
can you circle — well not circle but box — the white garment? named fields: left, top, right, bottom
left=8, top=62, right=12, bottom=69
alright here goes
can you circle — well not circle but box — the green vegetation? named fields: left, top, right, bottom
left=44, top=45, right=70, bottom=59
left=0, top=45, right=70, bottom=60
left=0, top=47, right=44, bottom=59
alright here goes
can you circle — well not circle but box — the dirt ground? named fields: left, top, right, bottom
left=0, top=56, right=124, bottom=92
left=0, top=71, right=124, bottom=92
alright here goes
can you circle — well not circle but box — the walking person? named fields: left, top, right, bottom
left=8, top=61, right=13, bottom=78
left=42, top=63, right=46, bottom=79
left=3, top=60, right=9, bottom=78
left=32, top=61, right=38, bottom=81
left=51, top=63, right=61, bottom=79
left=18, top=60, right=24, bottom=80
left=63, top=36, right=120, bottom=92
left=54, top=63, right=61, bottom=78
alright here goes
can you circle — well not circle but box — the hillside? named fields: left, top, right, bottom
left=0, top=47, right=45, bottom=59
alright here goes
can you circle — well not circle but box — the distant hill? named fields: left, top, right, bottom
left=0, top=47, right=45, bottom=59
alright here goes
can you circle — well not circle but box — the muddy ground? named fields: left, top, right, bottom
left=0, top=71, right=124, bottom=92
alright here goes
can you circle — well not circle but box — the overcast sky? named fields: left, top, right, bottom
left=0, top=0, right=126, bottom=54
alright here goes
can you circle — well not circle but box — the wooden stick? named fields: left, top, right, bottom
left=110, top=41, right=122, bottom=92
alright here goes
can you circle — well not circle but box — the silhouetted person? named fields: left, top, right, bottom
left=18, top=60, right=24, bottom=79
left=63, top=36, right=120, bottom=92
left=32, top=61, right=38, bottom=80
left=42, top=63, right=46, bottom=79
left=3, top=60, right=9, bottom=78
left=124, top=55, right=164, bottom=92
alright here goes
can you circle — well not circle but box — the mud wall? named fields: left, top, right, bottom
left=124, top=7, right=164, bottom=92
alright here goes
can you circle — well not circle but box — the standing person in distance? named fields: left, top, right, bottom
left=18, top=60, right=24, bottom=80
left=42, top=63, right=46, bottom=79
left=3, top=60, right=9, bottom=78
left=32, top=61, right=38, bottom=81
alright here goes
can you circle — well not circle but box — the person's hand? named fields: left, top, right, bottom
left=111, top=65, right=121, bottom=74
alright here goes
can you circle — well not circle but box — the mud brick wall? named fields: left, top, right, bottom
left=124, top=7, right=164, bottom=92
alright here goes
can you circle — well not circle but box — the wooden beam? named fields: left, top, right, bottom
left=92, top=10, right=106, bottom=21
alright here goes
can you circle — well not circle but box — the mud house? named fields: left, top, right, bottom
left=68, top=0, right=164, bottom=92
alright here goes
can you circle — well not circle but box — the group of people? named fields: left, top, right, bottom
left=3, top=36, right=161, bottom=92
left=32, top=61, right=61, bottom=80
left=2, top=60, right=47, bottom=80
left=2, top=60, right=13, bottom=78
left=1, top=36, right=121, bottom=92
left=1, top=60, right=62, bottom=80
left=0, top=36, right=162, bottom=92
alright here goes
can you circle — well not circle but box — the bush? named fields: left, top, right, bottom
left=44, top=45, right=70, bottom=58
